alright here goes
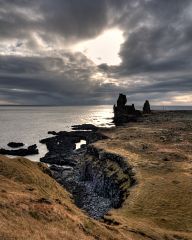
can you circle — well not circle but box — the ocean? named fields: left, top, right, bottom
left=0, top=105, right=113, bottom=161
left=0, top=105, right=191, bottom=161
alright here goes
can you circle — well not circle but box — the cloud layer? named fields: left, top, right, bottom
left=0, top=0, right=191, bottom=105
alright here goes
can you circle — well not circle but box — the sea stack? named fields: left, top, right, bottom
left=143, top=100, right=151, bottom=114
left=113, top=93, right=140, bottom=125
left=117, top=93, right=127, bottom=107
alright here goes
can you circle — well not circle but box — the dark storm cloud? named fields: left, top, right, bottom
left=0, top=53, right=118, bottom=105
left=116, top=0, right=192, bottom=74
left=0, top=53, right=100, bottom=104
left=101, top=0, right=192, bottom=104
left=0, top=0, right=191, bottom=105
left=0, top=0, right=126, bottom=42
left=40, top=0, right=108, bottom=40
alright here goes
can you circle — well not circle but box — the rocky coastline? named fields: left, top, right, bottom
left=0, top=121, right=137, bottom=220
left=1, top=108, right=192, bottom=240
left=39, top=124, right=136, bottom=219
left=0, top=95, right=150, bottom=219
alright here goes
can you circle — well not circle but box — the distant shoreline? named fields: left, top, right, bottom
left=0, top=104, right=192, bottom=110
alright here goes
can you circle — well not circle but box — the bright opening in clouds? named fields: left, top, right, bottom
left=73, top=28, right=124, bottom=65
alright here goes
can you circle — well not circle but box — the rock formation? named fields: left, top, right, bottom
left=7, top=142, right=24, bottom=148
left=143, top=100, right=151, bottom=114
left=117, top=93, right=127, bottom=107
left=40, top=129, right=107, bottom=165
left=113, top=93, right=141, bottom=125
left=40, top=124, right=135, bottom=219
left=0, top=144, right=39, bottom=156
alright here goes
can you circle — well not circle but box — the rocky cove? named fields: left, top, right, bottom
left=39, top=124, right=136, bottom=219
left=0, top=95, right=151, bottom=219
left=0, top=94, right=145, bottom=219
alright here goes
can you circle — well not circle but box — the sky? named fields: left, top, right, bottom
left=0, top=0, right=191, bottom=106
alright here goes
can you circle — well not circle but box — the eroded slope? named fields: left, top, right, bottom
left=95, top=111, right=192, bottom=240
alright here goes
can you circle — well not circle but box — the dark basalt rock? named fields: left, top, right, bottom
left=41, top=123, right=136, bottom=219
left=7, top=142, right=24, bottom=148
left=113, top=93, right=141, bottom=125
left=117, top=93, right=127, bottom=107
left=40, top=125, right=108, bottom=165
left=0, top=144, right=38, bottom=156
left=47, top=131, right=57, bottom=135
left=50, top=146, right=136, bottom=219
left=87, top=145, right=136, bottom=184
left=39, top=123, right=136, bottom=219
left=143, top=100, right=151, bottom=114
left=72, top=124, right=98, bottom=132
left=41, top=154, right=77, bottom=166
left=50, top=164, right=73, bottom=172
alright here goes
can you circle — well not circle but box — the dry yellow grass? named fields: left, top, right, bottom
left=95, top=111, right=192, bottom=239
left=0, top=156, right=122, bottom=240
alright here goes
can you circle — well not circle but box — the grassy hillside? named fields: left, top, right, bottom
left=0, top=156, right=125, bottom=240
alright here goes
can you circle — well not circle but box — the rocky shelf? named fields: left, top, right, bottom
left=7, top=142, right=24, bottom=148
left=40, top=124, right=136, bottom=219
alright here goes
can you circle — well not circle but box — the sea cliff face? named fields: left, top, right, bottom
left=51, top=146, right=136, bottom=219
left=40, top=124, right=136, bottom=219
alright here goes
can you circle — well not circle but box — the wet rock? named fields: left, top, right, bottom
left=7, top=142, right=24, bottom=148
left=48, top=131, right=57, bottom=135
left=40, top=126, right=108, bottom=166
left=40, top=123, right=135, bottom=219
left=0, top=144, right=38, bottom=156
left=72, top=124, right=98, bottom=131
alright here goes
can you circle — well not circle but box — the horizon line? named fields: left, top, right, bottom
left=0, top=104, right=192, bottom=107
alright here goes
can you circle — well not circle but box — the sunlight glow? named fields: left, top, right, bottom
left=173, top=95, right=192, bottom=103
left=73, top=28, right=124, bottom=65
